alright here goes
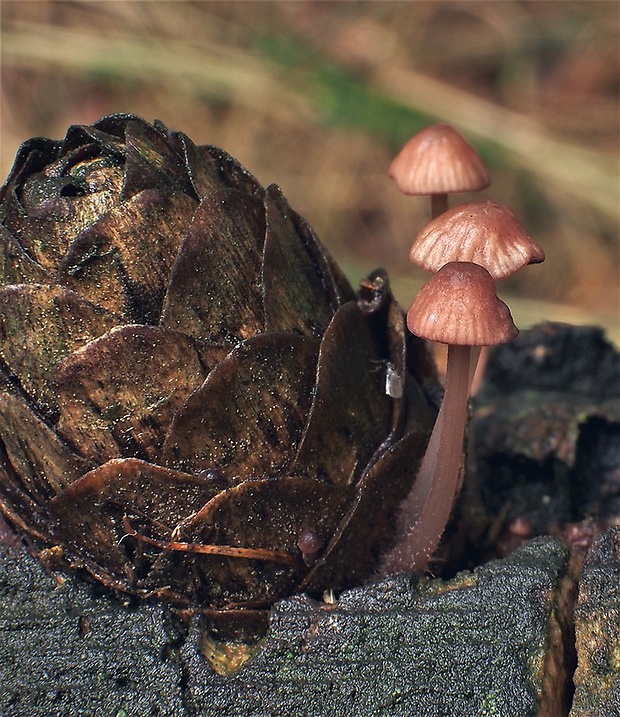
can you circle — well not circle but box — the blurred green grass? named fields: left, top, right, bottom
left=1, top=1, right=618, bottom=342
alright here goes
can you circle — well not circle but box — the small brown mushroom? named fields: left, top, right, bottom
left=406, top=261, right=518, bottom=346
left=382, top=262, right=517, bottom=574
left=408, top=199, right=544, bottom=394
left=409, top=200, right=545, bottom=279
left=389, top=124, right=490, bottom=218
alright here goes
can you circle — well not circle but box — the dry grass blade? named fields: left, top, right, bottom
left=2, top=22, right=316, bottom=125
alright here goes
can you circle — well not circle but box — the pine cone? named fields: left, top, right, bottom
left=0, top=114, right=432, bottom=631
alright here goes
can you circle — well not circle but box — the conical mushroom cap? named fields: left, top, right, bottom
left=389, top=124, right=490, bottom=196
left=409, top=200, right=545, bottom=279
left=406, top=262, right=518, bottom=346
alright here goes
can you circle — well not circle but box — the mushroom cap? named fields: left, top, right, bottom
left=406, top=262, right=518, bottom=346
left=409, top=200, right=545, bottom=279
left=389, top=124, right=491, bottom=196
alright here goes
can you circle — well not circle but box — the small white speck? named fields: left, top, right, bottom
left=385, top=363, right=403, bottom=398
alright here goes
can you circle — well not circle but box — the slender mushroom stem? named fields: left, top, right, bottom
left=468, top=346, right=482, bottom=391
left=382, top=344, right=472, bottom=574
left=431, top=193, right=449, bottom=218
left=468, top=346, right=487, bottom=396
left=382, top=262, right=518, bottom=575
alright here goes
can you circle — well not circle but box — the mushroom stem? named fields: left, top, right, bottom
left=431, top=193, right=449, bottom=218
left=382, top=343, right=471, bottom=574
left=468, top=346, right=486, bottom=396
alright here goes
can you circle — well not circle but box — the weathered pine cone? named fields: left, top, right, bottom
left=0, top=114, right=433, bottom=624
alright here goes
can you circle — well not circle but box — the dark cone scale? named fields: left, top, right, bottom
left=0, top=114, right=433, bottom=640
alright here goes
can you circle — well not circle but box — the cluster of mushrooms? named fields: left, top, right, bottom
left=381, top=124, right=545, bottom=574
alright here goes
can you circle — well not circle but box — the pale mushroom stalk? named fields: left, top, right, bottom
left=468, top=345, right=486, bottom=396
left=383, top=344, right=471, bottom=573
left=431, top=194, right=449, bottom=219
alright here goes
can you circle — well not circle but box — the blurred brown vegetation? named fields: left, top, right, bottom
left=1, top=1, right=618, bottom=341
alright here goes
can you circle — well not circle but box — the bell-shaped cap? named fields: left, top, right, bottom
left=389, top=124, right=490, bottom=196
left=409, top=200, right=545, bottom=279
left=406, top=261, right=518, bottom=346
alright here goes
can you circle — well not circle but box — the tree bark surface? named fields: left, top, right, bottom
left=1, top=537, right=572, bottom=717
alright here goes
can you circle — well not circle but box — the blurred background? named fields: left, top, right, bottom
left=2, top=1, right=618, bottom=343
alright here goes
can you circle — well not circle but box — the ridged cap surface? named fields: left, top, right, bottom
left=389, top=124, right=490, bottom=196
left=409, top=200, right=545, bottom=279
left=406, top=262, right=518, bottom=346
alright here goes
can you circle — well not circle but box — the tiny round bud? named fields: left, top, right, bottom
left=297, top=528, right=323, bottom=566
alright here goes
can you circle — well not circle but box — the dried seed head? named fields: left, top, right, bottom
left=0, top=114, right=435, bottom=649
left=406, top=262, right=518, bottom=346
left=389, top=124, right=490, bottom=197
left=409, top=200, right=545, bottom=279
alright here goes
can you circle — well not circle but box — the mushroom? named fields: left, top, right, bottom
left=408, top=199, right=545, bottom=393
left=389, top=124, right=490, bottom=218
left=409, top=200, right=545, bottom=279
left=381, top=262, right=517, bottom=574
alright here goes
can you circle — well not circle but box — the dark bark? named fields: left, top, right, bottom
left=1, top=537, right=573, bottom=717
